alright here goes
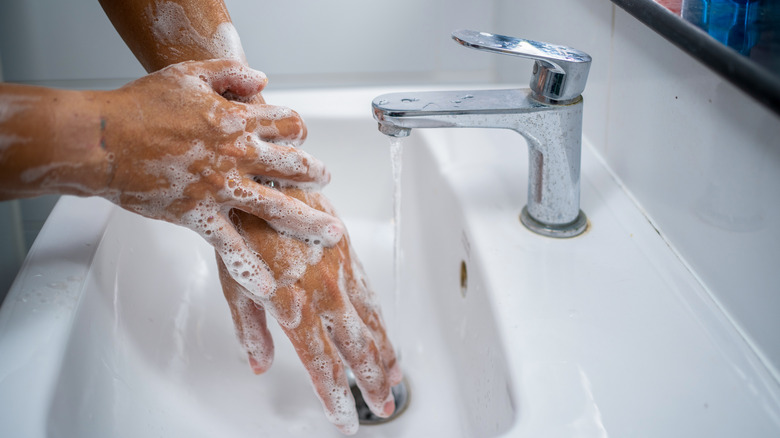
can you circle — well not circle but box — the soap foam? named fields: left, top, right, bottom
left=234, top=293, right=273, bottom=371
left=230, top=177, right=343, bottom=248
left=244, top=136, right=329, bottom=187
left=302, top=324, right=359, bottom=434
left=0, top=133, right=29, bottom=157
left=261, top=202, right=344, bottom=249
left=0, top=94, right=39, bottom=124
left=19, top=161, right=88, bottom=193
left=118, top=141, right=279, bottom=298
left=211, top=22, right=247, bottom=63
left=161, top=61, right=266, bottom=102
left=219, top=112, right=247, bottom=134
left=148, top=2, right=247, bottom=63
left=260, top=284, right=304, bottom=329
left=271, top=235, right=324, bottom=288
left=187, top=207, right=276, bottom=298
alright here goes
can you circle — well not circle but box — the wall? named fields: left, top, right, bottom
left=495, top=0, right=780, bottom=381
left=0, top=0, right=495, bottom=86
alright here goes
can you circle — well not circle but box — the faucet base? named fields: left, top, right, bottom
left=521, top=207, right=588, bottom=238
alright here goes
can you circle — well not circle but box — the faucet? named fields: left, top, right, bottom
left=372, top=30, right=592, bottom=238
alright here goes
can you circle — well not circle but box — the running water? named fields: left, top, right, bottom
left=389, top=136, right=404, bottom=361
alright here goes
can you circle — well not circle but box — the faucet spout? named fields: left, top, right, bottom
left=372, top=88, right=587, bottom=238
left=377, top=122, right=411, bottom=138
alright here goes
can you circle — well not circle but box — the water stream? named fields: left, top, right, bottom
left=348, top=136, right=409, bottom=426
left=389, top=136, right=404, bottom=363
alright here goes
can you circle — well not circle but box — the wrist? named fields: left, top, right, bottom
left=0, top=85, right=113, bottom=200
left=50, top=89, right=114, bottom=198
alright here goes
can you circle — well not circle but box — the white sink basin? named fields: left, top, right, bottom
left=1, top=88, right=779, bottom=437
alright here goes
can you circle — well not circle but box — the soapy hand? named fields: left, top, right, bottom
left=95, top=2, right=399, bottom=431
left=98, top=59, right=344, bottom=297
left=217, top=193, right=402, bottom=435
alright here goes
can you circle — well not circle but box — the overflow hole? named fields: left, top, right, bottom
left=460, top=260, right=468, bottom=298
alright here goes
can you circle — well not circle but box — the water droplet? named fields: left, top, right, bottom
left=377, top=99, right=388, bottom=105
left=451, top=100, right=462, bottom=104
left=461, top=94, right=474, bottom=99
left=400, top=98, right=419, bottom=103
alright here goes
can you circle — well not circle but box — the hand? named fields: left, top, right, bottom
left=98, top=59, right=344, bottom=297
left=216, top=190, right=402, bottom=435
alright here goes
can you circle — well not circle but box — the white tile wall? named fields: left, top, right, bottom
left=0, top=0, right=495, bottom=85
left=0, top=0, right=145, bottom=82
left=607, top=6, right=780, bottom=381
left=227, top=0, right=495, bottom=85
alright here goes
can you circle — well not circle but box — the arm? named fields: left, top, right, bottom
left=0, top=84, right=110, bottom=200
left=0, top=60, right=341, bottom=297
left=99, top=0, right=244, bottom=72
left=98, top=0, right=401, bottom=433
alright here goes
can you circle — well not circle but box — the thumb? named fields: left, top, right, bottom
left=192, top=59, right=268, bottom=101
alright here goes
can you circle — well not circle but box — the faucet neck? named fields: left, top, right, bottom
left=372, top=88, right=587, bottom=237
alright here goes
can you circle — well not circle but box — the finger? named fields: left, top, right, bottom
left=183, top=59, right=268, bottom=101
left=217, top=254, right=275, bottom=374
left=325, top=311, right=396, bottom=419
left=246, top=93, right=266, bottom=105
left=344, top=251, right=403, bottom=386
left=240, top=136, right=326, bottom=185
left=243, top=104, right=307, bottom=146
left=184, top=208, right=276, bottom=298
left=224, top=177, right=344, bottom=247
left=286, top=323, right=359, bottom=435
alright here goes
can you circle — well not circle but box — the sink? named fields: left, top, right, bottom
left=1, top=88, right=779, bottom=437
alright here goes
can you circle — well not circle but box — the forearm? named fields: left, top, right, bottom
left=0, top=83, right=110, bottom=200
left=99, top=0, right=245, bottom=73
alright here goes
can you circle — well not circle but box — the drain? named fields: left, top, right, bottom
left=346, top=369, right=410, bottom=425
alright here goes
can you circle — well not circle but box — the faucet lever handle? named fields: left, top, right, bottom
left=452, top=29, right=591, bottom=104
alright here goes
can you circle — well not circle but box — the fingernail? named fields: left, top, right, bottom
left=321, top=221, right=344, bottom=247
left=329, top=222, right=344, bottom=239
left=383, top=399, right=396, bottom=417
left=248, top=355, right=263, bottom=374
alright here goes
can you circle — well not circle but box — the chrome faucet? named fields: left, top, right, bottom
left=372, top=30, right=592, bottom=238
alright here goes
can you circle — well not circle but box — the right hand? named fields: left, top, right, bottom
left=97, top=59, right=344, bottom=297
left=217, top=190, right=402, bottom=436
